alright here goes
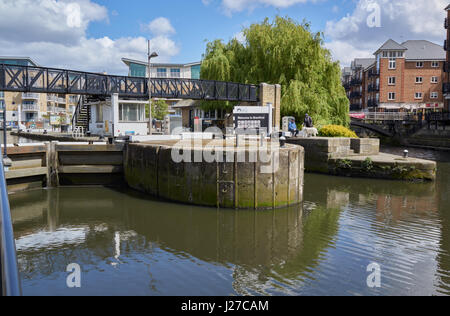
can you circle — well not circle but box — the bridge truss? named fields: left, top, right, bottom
left=0, top=63, right=258, bottom=102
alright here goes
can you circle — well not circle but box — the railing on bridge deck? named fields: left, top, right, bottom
left=0, top=63, right=259, bottom=102
left=362, top=112, right=417, bottom=122
left=0, top=158, right=22, bottom=296
left=426, top=111, right=450, bottom=122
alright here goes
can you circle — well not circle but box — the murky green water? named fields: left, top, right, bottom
left=8, top=147, right=450, bottom=296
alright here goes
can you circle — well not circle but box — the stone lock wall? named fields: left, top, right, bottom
left=124, top=142, right=305, bottom=209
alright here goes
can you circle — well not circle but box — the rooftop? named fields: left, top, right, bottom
left=401, top=40, right=446, bottom=60
left=122, top=58, right=201, bottom=68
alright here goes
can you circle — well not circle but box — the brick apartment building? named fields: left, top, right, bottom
left=344, top=39, right=445, bottom=113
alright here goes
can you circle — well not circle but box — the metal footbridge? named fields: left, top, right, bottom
left=0, top=63, right=258, bottom=101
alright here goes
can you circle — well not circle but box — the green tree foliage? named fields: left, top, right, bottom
left=146, top=99, right=169, bottom=120
left=200, top=16, right=349, bottom=126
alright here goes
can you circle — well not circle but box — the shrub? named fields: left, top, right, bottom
left=318, top=125, right=358, bottom=138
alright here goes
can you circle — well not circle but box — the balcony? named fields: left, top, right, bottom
left=350, top=91, right=362, bottom=99
left=48, top=106, right=66, bottom=114
left=368, top=69, right=380, bottom=77
left=343, top=83, right=351, bottom=90
left=350, top=103, right=362, bottom=112
left=350, top=78, right=362, bottom=86
left=22, top=93, right=40, bottom=100
left=367, top=99, right=379, bottom=108
left=443, top=83, right=450, bottom=95
left=444, top=62, right=450, bottom=73
left=22, top=103, right=40, bottom=112
left=368, top=84, right=380, bottom=92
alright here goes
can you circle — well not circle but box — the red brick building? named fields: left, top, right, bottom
left=344, top=39, right=445, bottom=113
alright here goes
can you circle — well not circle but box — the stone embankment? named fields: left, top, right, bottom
left=287, top=137, right=436, bottom=181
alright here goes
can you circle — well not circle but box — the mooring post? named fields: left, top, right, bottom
left=46, top=141, right=59, bottom=187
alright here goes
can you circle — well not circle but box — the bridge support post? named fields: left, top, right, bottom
left=111, top=93, right=119, bottom=138
left=259, top=83, right=281, bottom=131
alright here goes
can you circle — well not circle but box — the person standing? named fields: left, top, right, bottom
left=304, top=114, right=313, bottom=128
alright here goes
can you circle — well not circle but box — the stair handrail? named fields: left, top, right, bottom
left=0, top=158, right=22, bottom=296
left=71, top=96, right=82, bottom=130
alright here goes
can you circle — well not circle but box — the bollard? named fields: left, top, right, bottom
left=280, top=136, right=286, bottom=148
left=403, top=150, right=409, bottom=159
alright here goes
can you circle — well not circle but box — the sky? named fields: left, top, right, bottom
left=0, top=0, right=448, bottom=75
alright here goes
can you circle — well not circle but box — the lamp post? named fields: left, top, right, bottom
left=1, top=97, right=11, bottom=170
left=147, top=40, right=158, bottom=135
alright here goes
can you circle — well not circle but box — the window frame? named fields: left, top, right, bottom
left=430, top=92, right=439, bottom=99
left=415, top=77, right=423, bottom=84
left=431, top=61, right=439, bottom=68
left=431, top=76, right=439, bottom=84
left=388, top=92, right=396, bottom=101
left=416, top=62, right=424, bottom=68
left=388, top=77, right=396, bottom=85
left=415, top=92, right=423, bottom=100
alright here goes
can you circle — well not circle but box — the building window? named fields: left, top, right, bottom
left=388, top=92, right=396, bottom=100
left=431, top=92, right=439, bottom=99
left=431, top=76, right=439, bottom=83
left=388, top=58, right=396, bottom=70
left=156, top=68, right=167, bottom=78
left=96, top=104, right=103, bottom=123
left=415, top=92, right=423, bottom=99
left=170, top=68, right=181, bottom=78
left=388, top=77, right=396, bottom=85
left=431, top=61, right=439, bottom=68
left=119, top=104, right=145, bottom=122
left=415, top=77, right=423, bottom=84
left=416, top=62, right=424, bottom=68
left=129, top=63, right=147, bottom=78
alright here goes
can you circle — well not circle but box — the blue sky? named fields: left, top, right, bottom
left=88, top=0, right=354, bottom=64
left=0, top=0, right=447, bottom=74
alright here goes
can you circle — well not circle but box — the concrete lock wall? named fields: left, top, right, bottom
left=124, top=143, right=305, bottom=209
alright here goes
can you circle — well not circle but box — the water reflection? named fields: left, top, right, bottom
left=9, top=150, right=450, bottom=296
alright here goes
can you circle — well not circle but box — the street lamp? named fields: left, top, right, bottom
left=1, top=98, right=11, bottom=170
left=147, top=40, right=158, bottom=135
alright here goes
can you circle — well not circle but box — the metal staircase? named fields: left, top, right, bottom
left=71, top=96, right=90, bottom=134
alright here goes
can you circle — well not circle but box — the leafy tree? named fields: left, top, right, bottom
left=200, top=16, right=349, bottom=126
left=146, top=99, right=169, bottom=120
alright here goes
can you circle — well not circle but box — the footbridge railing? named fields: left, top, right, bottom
left=0, top=158, right=22, bottom=296
left=0, top=63, right=259, bottom=101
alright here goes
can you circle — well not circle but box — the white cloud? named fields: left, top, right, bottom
left=0, top=0, right=180, bottom=74
left=203, top=0, right=314, bottom=15
left=145, top=17, right=176, bottom=36
left=324, top=0, right=448, bottom=66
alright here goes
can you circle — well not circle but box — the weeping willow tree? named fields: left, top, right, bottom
left=200, top=16, right=349, bottom=126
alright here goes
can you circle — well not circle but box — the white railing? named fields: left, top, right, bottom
left=21, top=93, right=40, bottom=100
left=47, top=95, right=58, bottom=102
left=72, top=126, right=85, bottom=138
left=364, top=112, right=411, bottom=121
left=22, top=103, right=40, bottom=112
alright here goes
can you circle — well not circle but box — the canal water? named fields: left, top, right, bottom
left=6, top=140, right=450, bottom=296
